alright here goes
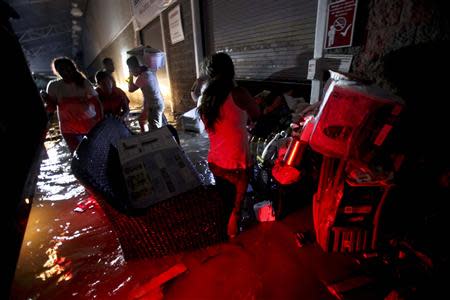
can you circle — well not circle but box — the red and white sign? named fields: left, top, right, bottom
left=325, top=0, right=358, bottom=49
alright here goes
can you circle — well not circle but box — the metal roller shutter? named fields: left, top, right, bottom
left=203, top=0, right=317, bottom=82
left=141, top=18, right=165, bottom=52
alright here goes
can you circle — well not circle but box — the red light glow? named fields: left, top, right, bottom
left=287, top=140, right=300, bottom=166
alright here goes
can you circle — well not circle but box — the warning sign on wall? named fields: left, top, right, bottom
left=325, top=0, right=358, bottom=49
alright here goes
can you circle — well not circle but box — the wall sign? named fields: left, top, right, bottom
left=131, top=0, right=176, bottom=30
left=168, top=5, right=185, bottom=44
left=325, top=0, right=358, bottom=49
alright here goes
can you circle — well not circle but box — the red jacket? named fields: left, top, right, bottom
left=96, top=86, right=130, bottom=117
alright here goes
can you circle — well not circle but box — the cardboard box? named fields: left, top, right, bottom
left=117, top=126, right=201, bottom=208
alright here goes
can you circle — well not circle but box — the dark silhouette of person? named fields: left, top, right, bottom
left=102, top=57, right=116, bottom=86
left=127, top=56, right=165, bottom=132
left=44, top=57, right=103, bottom=152
left=95, top=71, right=130, bottom=119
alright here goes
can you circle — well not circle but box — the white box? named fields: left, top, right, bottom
left=180, top=108, right=205, bottom=134
left=117, top=126, right=201, bottom=208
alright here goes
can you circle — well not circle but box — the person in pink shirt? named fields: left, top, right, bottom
left=198, top=52, right=260, bottom=239
left=44, top=57, right=103, bottom=152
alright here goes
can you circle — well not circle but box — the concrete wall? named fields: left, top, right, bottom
left=82, top=0, right=133, bottom=67
left=325, top=0, right=450, bottom=93
left=85, top=24, right=142, bottom=107
left=161, top=0, right=198, bottom=115
left=81, top=0, right=141, bottom=106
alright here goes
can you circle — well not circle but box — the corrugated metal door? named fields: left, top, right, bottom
left=202, top=0, right=317, bottom=82
left=141, top=18, right=164, bottom=52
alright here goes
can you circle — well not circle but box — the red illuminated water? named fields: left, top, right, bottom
left=11, top=115, right=346, bottom=299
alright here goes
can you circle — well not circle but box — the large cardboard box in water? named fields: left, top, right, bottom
left=117, top=126, right=201, bottom=209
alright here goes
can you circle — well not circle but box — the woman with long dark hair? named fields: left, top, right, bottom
left=198, top=52, right=260, bottom=238
left=44, top=57, right=103, bottom=152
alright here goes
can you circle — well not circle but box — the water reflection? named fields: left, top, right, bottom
left=37, top=125, right=86, bottom=201
left=12, top=114, right=213, bottom=299
left=36, top=239, right=72, bottom=283
left=179, top=131, right=214, bottom=185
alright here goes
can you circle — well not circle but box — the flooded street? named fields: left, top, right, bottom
left=11, top=115, right=215, bottom=299
left=11, top=115, right=341, bottom=300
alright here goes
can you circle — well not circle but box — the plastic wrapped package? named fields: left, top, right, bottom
left=143, top=51, right=165, bottom=71
left=309, top=71, right=404, bottom=159
left=127, top=46, right=165, bottom=71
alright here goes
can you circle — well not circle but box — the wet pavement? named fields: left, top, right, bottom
left=11, top=115, right=359, bottom=300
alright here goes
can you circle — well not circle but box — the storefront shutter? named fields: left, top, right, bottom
left=203, top=0, right=317, bottom=82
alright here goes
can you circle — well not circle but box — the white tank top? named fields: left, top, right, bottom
left=207, top=93, right=250, bottom=169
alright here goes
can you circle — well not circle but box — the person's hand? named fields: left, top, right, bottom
left=126, top=74, right=133, bottom=83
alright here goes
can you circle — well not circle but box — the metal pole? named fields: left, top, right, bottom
left=310, top=0, right=328, bottom=104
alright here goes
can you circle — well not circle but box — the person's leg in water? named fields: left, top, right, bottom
left=147, top=106, right=164, bottom=130
left=227, top=170, right=249, bottom=238
left=138, top=111, right=147, bottom=133
left=209, top=163, right=249, bottom=239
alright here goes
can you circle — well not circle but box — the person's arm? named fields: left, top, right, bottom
left=91, top=96, right=104, bottom=120
left=232, top=86, right=261, bottom=122
left=128, top=74, right=139, bottom=93
left=118, top=88, right=130, bottom=118
left=190, top=78, right=202, bottom=103
left=85, top=79, right=104, bottom=119
left=190, top=90, right=199, bottom=103
left=41, top=90, right=57, bottom=113
left=45, top=81, right=58, bottom=113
